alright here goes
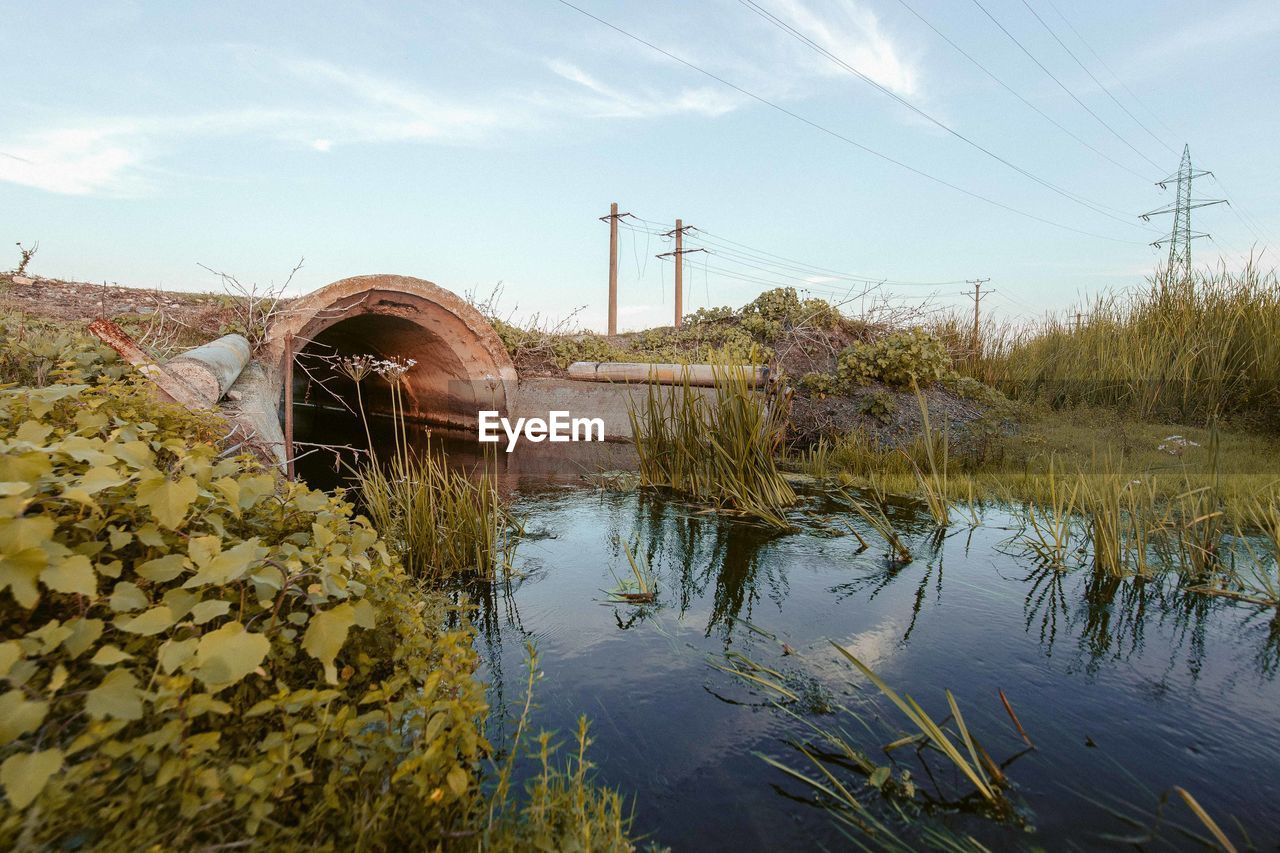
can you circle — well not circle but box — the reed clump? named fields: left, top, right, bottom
left=974, top=263, right=1280, bottom=429
left=342, top=354, right=520, bottom=582
left=630, top=361, right=796, bottom=527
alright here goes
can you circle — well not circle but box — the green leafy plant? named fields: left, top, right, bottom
left=837, top=328, right=951, bottom=389
left=857, top=390, right=898, bottom=426
left=0, top=379, right=489, bottom=848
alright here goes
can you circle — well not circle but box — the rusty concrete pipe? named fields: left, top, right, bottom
left=163, top=334, right=252, bottom=407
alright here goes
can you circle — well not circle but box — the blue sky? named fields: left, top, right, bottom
left=2, top=0, right=1276, bottom=331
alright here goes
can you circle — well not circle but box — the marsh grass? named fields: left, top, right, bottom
left=902, top=383, right=950, bottom=527
left=604, top=540, right=658, bottom=604
left=838, top=487, right=913, bottom=565
left=484, top=644, right=642, bottom=851
left=630, top=360, right=796, bottom=527
left=355, top=452, right=520, bottom=582
left=964, top=263, right=1280, bottom=428
left=1021, top=459, right=1078, bottom=568
left=719, top=644, right=1024, bottom=847
left=343, top=354, right=520, bottom=582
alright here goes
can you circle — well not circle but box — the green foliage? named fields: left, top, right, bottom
left=491, top=318, right=626, bottom=371
left=940, top=373, right=1009, bottom=408
left=798, top=371, right=838, bottom=396
left=738, top=287, right=840, bottom=342
left=836, top=328, right=951, bottom=389
left=856, top=390, right=898, bottom=426
left=629, top=363, right=796, bottom=527
left=0, top=313, right=125, bottom=388
left=0, top=379, right=488, bottom=848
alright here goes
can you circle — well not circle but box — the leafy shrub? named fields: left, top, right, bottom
left=940, top=373, right=1009, bottom=408
left=799, top=371, right=838, bottom=396
left=739, top=287, right=840, bottom=342
left=837, top=328, right=951, bottom=388
left=0, top=379, right=487, bottom=848
left=491, top=318, right=627, bottom=371
left=857, top=390, right=899, bottom=425
left=0, top=313, right=125, bottom=388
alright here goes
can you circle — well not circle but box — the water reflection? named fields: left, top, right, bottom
left=298, top=415, right=1280, bottom=847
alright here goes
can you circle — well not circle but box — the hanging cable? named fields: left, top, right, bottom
left=554, top=0, right=1150, bottom=246
left=738, top=0, right=1159, bottom=232
left=969, top=0, right=1167, bottom=174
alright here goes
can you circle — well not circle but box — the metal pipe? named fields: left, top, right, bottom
left=566, top=361, right=766, bottom=387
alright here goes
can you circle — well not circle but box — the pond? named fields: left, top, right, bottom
left=294, top=408, right=1280, bottom=850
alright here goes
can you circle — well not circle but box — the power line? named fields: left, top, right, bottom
left=739, top=0, right=1158, bottom=232
left=619, top=216, right=971, bottom=286
left=1041, top=0, right=1181, bottom=141
left=1017, top=0, right=1176, bottom=157
left=892, top=0, right=1156, bottom=185
left=686, top=231, right=966, bottom=286
left=554, top=0, right=1148, bottom=245
left=1210, top=173, right=1272, bottom=248
left=1034, top=0, right=1272, bottom=253
left=969, top=0, right=1166, bottom=174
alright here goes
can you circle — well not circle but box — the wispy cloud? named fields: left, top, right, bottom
left=546, top=60, right=741, bottom=118
left=1128, top=0, right=1280, bottom=71
left=0, top=0, right=922, bottom=197
left=763, top=0, right=919, bottom=97
left=0, top=125, right=144, bottom=196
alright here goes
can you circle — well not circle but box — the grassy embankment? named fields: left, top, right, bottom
left=492, top=268, right=1280, bottom=602
left=0, top=307, right=644, bottom=850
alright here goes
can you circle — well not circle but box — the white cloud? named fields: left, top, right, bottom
left=0, top=125, right=143, bottom=195
left=765, top=0, right=918, bottom=98
left=0, top=1, right=919, bottom=198
left=546, top=60, right=741, bottom=119
left=1129, top=1, right=1280, bottom=72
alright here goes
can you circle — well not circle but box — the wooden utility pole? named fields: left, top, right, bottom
left=673, top=218, right=683, bottom=327
left=598, top=203, right=630, bottom=335
left=965, top=278, right=992, bottom=359
left=657, top=220, right=705, bottom=329
left=284, top=332, right=295, bottom=482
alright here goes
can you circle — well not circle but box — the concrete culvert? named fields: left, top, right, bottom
left=262, top=274, right=517, bottom=444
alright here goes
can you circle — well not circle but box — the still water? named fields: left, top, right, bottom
left=296, top=409, right=1280, bottom=850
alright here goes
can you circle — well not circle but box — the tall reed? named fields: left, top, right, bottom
left=630, top=361, right=796, bottom=527
left=967, top=263, right=1280, bottom=428
left=343, top=354, right=520, bottom=582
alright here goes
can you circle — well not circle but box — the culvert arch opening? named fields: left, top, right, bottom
left=264, top=274, right=516, bottom=454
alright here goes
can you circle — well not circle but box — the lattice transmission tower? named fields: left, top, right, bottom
left=1141, top=145, right=1225, bottom=281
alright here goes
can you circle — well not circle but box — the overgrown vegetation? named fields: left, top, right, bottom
left=340, top=354, right=521, bottom=582
left=630, top=362, right=796, bottom=527
left=0, top=315, right=641, bottom=848
left=962, top=263, right=1280, bottom=430
left=0, top=377, right=489, bottom=846
left=476, top=285, right=855, bottom=374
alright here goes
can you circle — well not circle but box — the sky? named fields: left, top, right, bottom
left=2, top=0, right=1277, bottom=331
